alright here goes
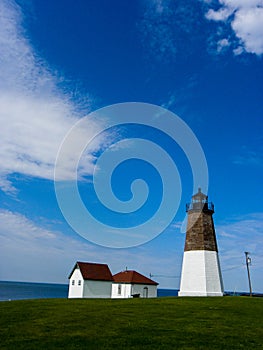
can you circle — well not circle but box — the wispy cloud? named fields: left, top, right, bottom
left=0, top=209, right=101, bottom=282
left=137, top=1, right=263, bottom=60
left=217, top=212, right=263, bottom=292
left=1, top=208, right=262, bottom=290
left=138, top=0, right=176, bottom=62
left=204, top=0, right=263, bottom=55
left=0, top=209, right=57, bottom=240
left=166, top=212, right=263, bottom=291
left=232, top=147, right=263, bottom=166
left=0, top=209, right=180, bottom=287
left=138, top=0, right=202, bottom=63
left=0, top=0, right=104, bottom=193
left=217, top=38, right=230, bottom=52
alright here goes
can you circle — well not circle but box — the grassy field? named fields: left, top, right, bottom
left=0, top=297, right=262, bottom=349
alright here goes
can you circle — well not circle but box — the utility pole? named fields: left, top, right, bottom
left=244, top=252, right=252, bottom=297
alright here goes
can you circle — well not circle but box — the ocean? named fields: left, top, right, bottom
left=0, top=281, right=68, bottom=301
left=0, top=281, right=178, bottom=301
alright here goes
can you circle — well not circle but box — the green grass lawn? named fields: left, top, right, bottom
left=0, top=297, right=262, bottom=349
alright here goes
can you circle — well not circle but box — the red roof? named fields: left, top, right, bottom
left=113, top=270, right=158, bottom=285
left=69, top=262, right=114, bottom=281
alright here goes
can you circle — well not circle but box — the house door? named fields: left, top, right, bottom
left=143, top=287, right=148, bottom=298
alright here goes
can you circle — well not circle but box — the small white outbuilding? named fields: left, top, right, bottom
left=68, top=261, right=114, bottom=298
left=112, top=270, right=158, bottom=298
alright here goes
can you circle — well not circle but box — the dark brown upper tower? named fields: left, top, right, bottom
left=184, top=188, right=218, bottom=252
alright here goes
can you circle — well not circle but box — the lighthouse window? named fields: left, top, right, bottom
left=72, top=280, right=75, bottom=286
left=78, top=280, right=81, bottom=286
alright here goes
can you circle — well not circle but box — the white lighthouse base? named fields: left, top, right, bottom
left=178, top=250, right=224, bottom=297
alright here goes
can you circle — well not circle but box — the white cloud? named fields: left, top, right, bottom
left=0, top=0, right=104, bottom=193
left=0, top=209, right=97, bottom=283
left=217, top=38, right=230, bottom=52
left=206, top=7, right=233, bottom=21
left=232, top=147, right=263, bottom=166
left=0, top=209, right=56, bottom=241
left=0, top=209, right=180, bottom=287
left=232, top=7, right=263, bottom=55
left=204, top=0, right=263, bottom=55
left=1, top=207, right=262, bottom=291
left=217, top=213, right=263, bottom=292
left=233, top=45, right=244, bottom=55
left=220, top=0, right=263, bottom=8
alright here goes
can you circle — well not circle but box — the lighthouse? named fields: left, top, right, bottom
left=179, top=188, right=224, bottom=296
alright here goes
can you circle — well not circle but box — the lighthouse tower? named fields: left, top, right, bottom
left=179, top=189, right=224, bottom=297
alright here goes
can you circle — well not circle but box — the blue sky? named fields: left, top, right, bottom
left=0, top=0, right=262, bottom=292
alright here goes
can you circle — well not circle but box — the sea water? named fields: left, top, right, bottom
left=0, top=281, right=68, bottom=301
left=0, top=281, right=178, bottom=301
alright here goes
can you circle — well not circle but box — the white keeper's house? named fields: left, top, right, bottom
left=68, top=261, right=158, bottom=299
left=68, top=262, right=114, bottom=298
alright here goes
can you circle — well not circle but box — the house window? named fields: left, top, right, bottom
left=78, top=280, right=81, bottom=286
left=72, top=280, right=75, bottom=286
left=118, top=284, right=122, bottom=295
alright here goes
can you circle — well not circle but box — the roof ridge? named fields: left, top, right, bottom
left=77, top=261, right=109, bottom=266
left=112, top=270, right=158, bottom=285
left=69, top=261, right=114, bottom=281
